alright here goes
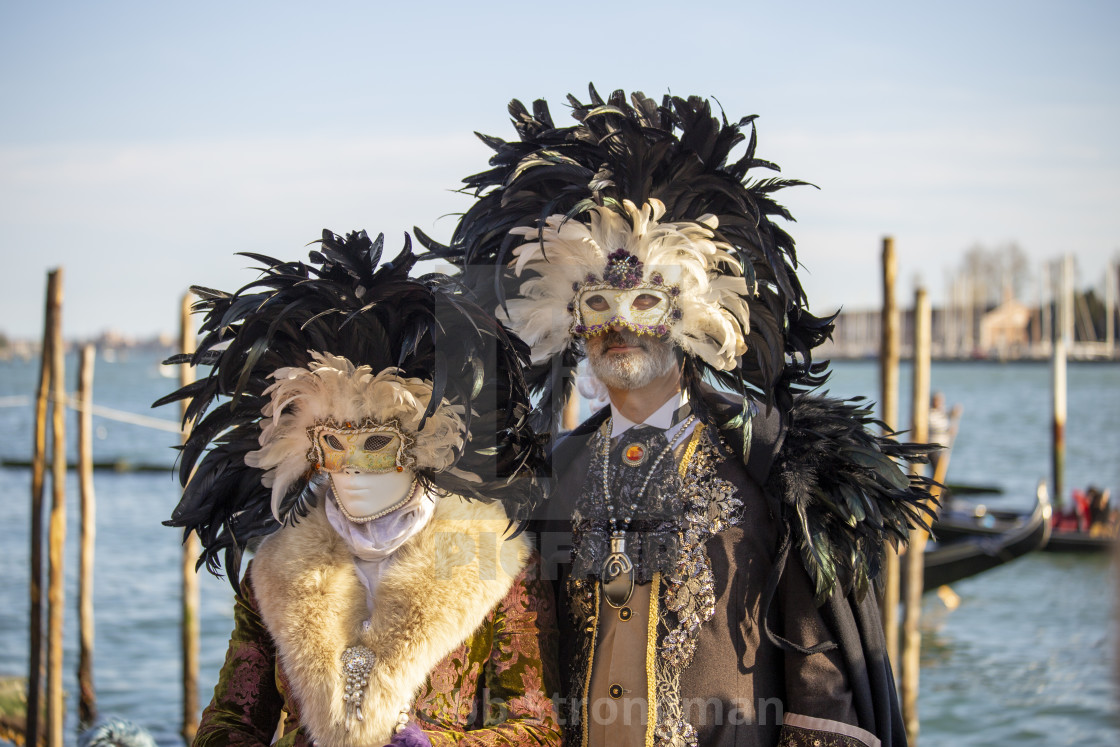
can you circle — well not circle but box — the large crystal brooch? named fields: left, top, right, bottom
left=341, top=645, right=376, bottom=728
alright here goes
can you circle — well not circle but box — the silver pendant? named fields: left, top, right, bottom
left=600, top=532, right=635, bottom=608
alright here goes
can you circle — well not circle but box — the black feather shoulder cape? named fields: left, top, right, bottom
left=721, top=391, right=936, bottom=604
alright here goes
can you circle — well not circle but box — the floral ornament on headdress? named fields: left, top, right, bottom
left=500, top=199, right=755, bottom=371
left=245, top=352, right=464, bottom=521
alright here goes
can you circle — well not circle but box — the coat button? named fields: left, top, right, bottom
left=618, top=606, right=632, bottom=621
left=609, top=684, right=624, bottom=700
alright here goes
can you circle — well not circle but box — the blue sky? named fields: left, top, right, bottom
left=2, top=0, right=1117, bottom=340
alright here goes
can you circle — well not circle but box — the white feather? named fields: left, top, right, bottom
left=245, top=353, right=465, bottom=521
left=503, top=199, right=753, bottom=371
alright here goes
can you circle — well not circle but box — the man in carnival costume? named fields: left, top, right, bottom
left=159, top=231, right=562, bottom=747
left=419, top=86, right=935, bottom=747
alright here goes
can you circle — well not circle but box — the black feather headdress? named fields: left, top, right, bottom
left=420, top=85, right=937, bottom=601
left=156, top=230, right=545, bottom=588
left=418, top=84, right=835, bottom=435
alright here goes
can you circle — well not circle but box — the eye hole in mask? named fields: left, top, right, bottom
left=585, top=294, right=610, bottom=312
left=364, top=434, right=393, bottom=451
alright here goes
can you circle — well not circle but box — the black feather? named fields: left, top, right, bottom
left=762, top=395, right=939, bottom=603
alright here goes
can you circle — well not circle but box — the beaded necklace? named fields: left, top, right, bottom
left=599, top=414, right=696, bottom=607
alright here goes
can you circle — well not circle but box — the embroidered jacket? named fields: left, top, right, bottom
left=194, top=495, right=562, bottom=747
left=538, top=392, right=908, bottom=747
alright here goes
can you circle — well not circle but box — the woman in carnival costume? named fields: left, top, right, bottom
left=159, top=230, right=561, bottom=747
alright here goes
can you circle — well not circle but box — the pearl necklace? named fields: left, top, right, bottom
left=599, top=414, right=696, bottom=607
left=332, top=477, right=420, bottom=524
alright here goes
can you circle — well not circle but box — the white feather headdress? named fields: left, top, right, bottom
left=245, top=352, right=464, bottom=520
left=499, top=199, right=754, bottom=371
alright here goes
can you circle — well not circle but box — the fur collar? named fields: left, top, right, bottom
left=251, top=493, right=529, bottom=746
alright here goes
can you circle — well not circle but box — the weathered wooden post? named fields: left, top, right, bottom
left=46, top=271, right=67, bottom=747
left=1105, top=261, right=1116, bottom=355
left=28, top=270, right=62, bottom=747
left=179, top=292, right=201, bottom=743
left=879, top=237, right=901, bottom=672
left=561, top=387, right=581, bottom=432
left=1052, top=337, right=1067, bottom=511
left=902, top=287, right=931, bottom=745
left=1051, top=256, right=1071, bottom=509
left=77, top=344, right=98, bottom=728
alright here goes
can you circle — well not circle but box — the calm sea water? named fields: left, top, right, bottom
left=0, top=351, right=1117, bottom=746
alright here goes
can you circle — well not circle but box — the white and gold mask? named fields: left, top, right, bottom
left=572, top=282, right=678, bottom=338
left=245, top=355, right=465, bottom=523
left=569, top=249, right=681, bottom=339
left=308, top=420, right=413, bottom=474
left=307, top=419, right=419, bottom=522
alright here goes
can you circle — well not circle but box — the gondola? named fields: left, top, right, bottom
left=923, top=485, right=1052, bottom=591
left=1044, top=530, right=1115, bottom=553
left=933, top=484, right=1114, bottom=554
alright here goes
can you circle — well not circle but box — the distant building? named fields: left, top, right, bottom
left=979, top=293, right=1031, bottom=358
left=821, top=291, right=1036, bottom=360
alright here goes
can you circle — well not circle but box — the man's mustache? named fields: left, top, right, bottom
left=597, top=329, right=649, bottom=350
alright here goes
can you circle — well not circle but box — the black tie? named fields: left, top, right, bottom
left=608, top=424, right=672, bottom=519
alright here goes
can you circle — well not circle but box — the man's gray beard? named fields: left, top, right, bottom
left=587, top=331, right=678, bottom=390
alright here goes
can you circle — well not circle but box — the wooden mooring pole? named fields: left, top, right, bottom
left=180, top=292, right=201, bottom=743
left=1052, top=338, right=1066, bottom=511
left=1052, top=256, right=1070, bottom=509
left=46, top=271, right=67, bottom=747
left=1105, top=260, right=1116, bottom=355
left=902, top=287, right=932, bottom=745
left=77, top=344, right=98, bottom=728
left=879, top=237, right=901, bottom=674
left=561, top=388, right=581, bottom=433
left=28, top=271, right=62, bottom=747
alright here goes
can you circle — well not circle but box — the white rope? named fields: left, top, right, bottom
left=0, top=393, right=184, bottom=433
left=65, top=396, right=184, bottom=433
